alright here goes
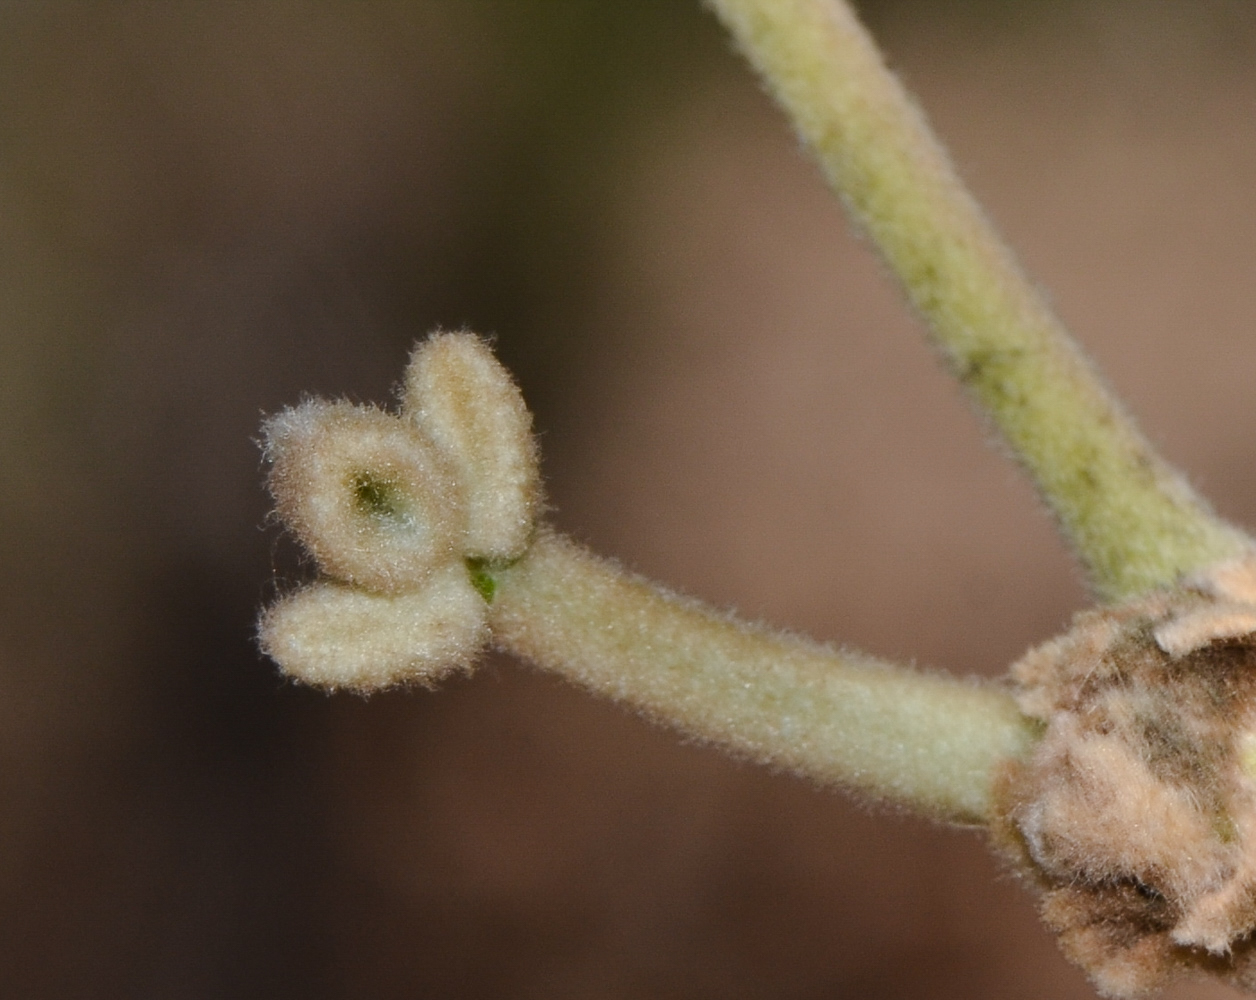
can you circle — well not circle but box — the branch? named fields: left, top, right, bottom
left=705, top=0, right=1250, bottom=600
left=256, top=9, right=1256, bottom=994
left=259, top=334, right=1037, bottom=824
left=489, top=530, right=1039, bottom=824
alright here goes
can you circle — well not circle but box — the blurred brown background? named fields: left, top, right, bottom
left=3, top=1, right=1256, bottom=996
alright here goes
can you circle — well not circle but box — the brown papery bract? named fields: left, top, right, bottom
left=995, top=552, right=1256, bottom=997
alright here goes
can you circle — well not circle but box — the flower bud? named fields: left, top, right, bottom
left=258, top=565, right=488, bottom=691
left=263, top=400, right=465, bottom=593
left=403, top=332, right=540, bottom=561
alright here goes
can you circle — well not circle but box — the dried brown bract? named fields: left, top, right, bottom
left=996, top=554, right=1256, bottom=997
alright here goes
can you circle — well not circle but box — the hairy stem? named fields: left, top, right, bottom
left=490, top=530, right=1040, bottom=823
left=706, top=0, right=1249, bottom=600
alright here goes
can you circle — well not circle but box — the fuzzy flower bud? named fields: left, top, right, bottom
left=402, top=332, right=540, bottom=561
left=258, top=566, right=488, bottom=691
left=263, top=400, right=465, bottom=594
left=260, top=332, right=543, bottom=692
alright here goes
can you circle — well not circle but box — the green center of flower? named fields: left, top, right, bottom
left=350, top=471, right=413, bottom=527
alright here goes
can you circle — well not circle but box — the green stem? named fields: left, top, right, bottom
left=706, top=0, right=1249, bottom=600
left=490, top=531, right=1040, bottom=824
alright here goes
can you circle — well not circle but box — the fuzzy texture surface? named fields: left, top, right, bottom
left=402, top=332, right=540, bottom=562
left=996, top=552, right=1256, bottom=997
left=704, top=0, right=1249, bottom=599
left=258, top=569, right=488, bottom=691
left=261, top=335, right=1039, bottom=816
left=260, top=333, right=542, bottom=692
left=492, top=530, right=1038, bottom=823
left=263, top=400, right=464, bottom=593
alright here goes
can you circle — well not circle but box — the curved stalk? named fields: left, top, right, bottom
left=706, top=0, right=1250, bottom=600
left=490, top=530, right=1040, bottom=824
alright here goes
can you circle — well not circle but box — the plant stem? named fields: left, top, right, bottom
left=705, top=0, right=1250, bottom=600
left=490, top=530, right=1040, bottom=823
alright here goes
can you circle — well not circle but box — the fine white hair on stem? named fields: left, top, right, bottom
left=704, top=0, right=1250, bottom=601
left=489, top=530, right=1039, bottom=824
left=256, top=2, right=1256, bottom=993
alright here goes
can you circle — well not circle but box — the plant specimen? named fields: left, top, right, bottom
left=257, top=0, right=1256, bottom=995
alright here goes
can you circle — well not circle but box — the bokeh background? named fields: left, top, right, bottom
left=4, top=1, right=1256, bottom=996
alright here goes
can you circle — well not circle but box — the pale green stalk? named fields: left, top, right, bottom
left=259, top=15, right=1256, bottom=988
left=706, top=0, right=1250, bottom=600
left=265, top=1, right=1254, bottom=827
left=490, top=531, right=1040, bottom=824
left=263, top=337, right=1038, bottom=819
